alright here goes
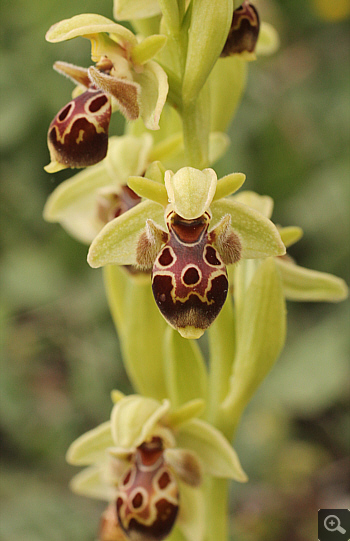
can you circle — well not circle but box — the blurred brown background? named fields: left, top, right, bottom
left=1, top=1, right=349, bottom=540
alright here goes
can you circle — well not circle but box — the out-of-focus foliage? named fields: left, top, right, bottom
left=0, top=1, right=349, bottom=540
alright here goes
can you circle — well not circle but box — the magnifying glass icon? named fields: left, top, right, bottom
left=324, top=515, right=346, bottom=534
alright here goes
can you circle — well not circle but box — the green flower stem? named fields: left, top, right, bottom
left=181, top=86, right=210, bottom=169
left=204, top=478, right=230, bottom=541
left=207, top=296, right=236, bottom=438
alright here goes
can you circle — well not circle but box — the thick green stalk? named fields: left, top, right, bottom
left=204, top=478, right=230, bottom=541
left=181, top=84, right=211, bottom=169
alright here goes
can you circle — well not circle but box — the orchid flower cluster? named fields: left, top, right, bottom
left=43, top=1, right=348, bottom=540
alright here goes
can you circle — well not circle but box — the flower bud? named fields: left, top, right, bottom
left=46, top=87, right=111, bottom=172
left=221, top=1, right=260, bottom=58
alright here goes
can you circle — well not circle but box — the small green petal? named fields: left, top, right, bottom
left=131, top=35, right=167, bottom=66
left=144, top=160, right=166, bottom=184
left=66, top=421, right=113, bottom=465
left=166, top=399, right=206, bottom=428
left=223, top=258, right=286, bottom=422
left=278, top=226, right=303, bottom=248
left=256, top=22, right=280, bottom=56
left=233, top=190, right=274, bottom=218
left=163, top=328, right=208, bottom=408
left=165, top=167, right=217, bottom=220
left=111, top=389, right=125, bottom=403
left=88, top=199, right=166, bottom=268
left=69, top=465, right=116, bottom=501
left=176, top=419, right=247, bottom=482
left=210, top=199, right=285, bottom=259
left=134, top=60, right=169, bottom=130
left=111, top=395, right=170, bottom=448
left=213, top=172, right=246, bottom=201
left=128, top=176, right=168, bottom=206
left=46, top=14, right=137, bottom=46
left=43, top=163, right=109, bottom=244
left=113, top=0, right=161, bottom=21
left=275, top=258, right=349, bottom=302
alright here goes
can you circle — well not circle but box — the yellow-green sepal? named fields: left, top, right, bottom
left=275, top=258, right=349, bottom=302
left=210, top=199, right=285, bottom=259
left=176, top=419, right=247, bottom=482
left=88, top=199, right=166, bottom=267
left=46, top=13, right=137, bottom=47
left=69, top=465, right=116, bottom=501
left=66, top=421, right=113, bottom=465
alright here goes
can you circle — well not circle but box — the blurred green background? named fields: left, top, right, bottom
left=1, top=1, right=349, bottom=540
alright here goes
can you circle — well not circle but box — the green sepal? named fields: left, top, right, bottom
left=210, top=199, right=285, bottom=259
left=111, top=395, right=170, bottom=448
left=131, top=34, right=167, bottom=66
left=127, top=176, right=168, bottom=206
left=163, top=328, right=208, bottom=408
left=213, top=173, right=246, bottom=201
left=165, top=167, right=217, bottom=219
left=176, top=419, right=247, bottom=482
left=66, top=421, right=113, bottom=466
left=46, top=14, right=137, bottom=47
left=275, top=258, right=349, bottom=302
left=222, top=258, right=286, bottom=424
left=278, top=226, right=303, bottom=248
left=88, top=199, right=166, bottom=267
left=182, top=0, right=234, bottom=103
left=69, top=465, right=116, bottom=501
left=144, top=160, right=166, bottom=183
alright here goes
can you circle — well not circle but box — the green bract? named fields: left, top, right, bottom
left=87, top=167, right=286, bottom=268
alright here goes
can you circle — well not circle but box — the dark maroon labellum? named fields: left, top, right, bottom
left=116, top=438, right=179, bottom=541
left=221, top=1, right=260, bottom=57
left=152, top=211, right=229, bottom=337
left=47, top=88, right=111, bottom=168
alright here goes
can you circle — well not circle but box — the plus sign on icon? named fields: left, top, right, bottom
left=318, top=509, right=350, bottom=541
